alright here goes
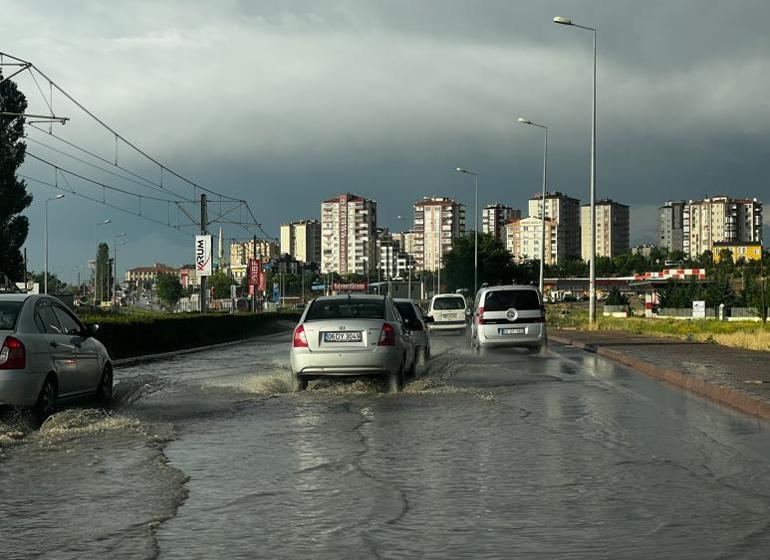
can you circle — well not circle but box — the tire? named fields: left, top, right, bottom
left=297, top=377, right=308, bottom=391
left=528, top=344, right=543, bottom=355
left=35, top=376, right=57, bottom=420
left=388, top=363, right=404, bottom=393
left=407, top=351, right=418, bottom=377
left=97, top=365, right=113, bottom=405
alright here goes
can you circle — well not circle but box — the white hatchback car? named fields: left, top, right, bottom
left=427, top=293, right=468, bottom=332
left=469, top=285, right=546, bottom=353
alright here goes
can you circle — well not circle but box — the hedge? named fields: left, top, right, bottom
left=80, top=312, right=300, bottom=360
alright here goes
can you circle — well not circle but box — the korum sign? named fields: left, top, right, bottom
left=195, top=235, right=213, bottom=276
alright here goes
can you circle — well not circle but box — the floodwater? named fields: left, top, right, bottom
left=1, top=330, right=769, bottom=559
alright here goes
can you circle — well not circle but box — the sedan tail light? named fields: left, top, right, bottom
left=293, top=325, right=309, bottom=348
left=477, top=307, right=485, bottom=325
left=0, top=337, right=26, bottom=370
left=378, top=323, right=396, bottom=346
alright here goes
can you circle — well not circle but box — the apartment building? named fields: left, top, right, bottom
left=482, top=203, right=521, bottom=241
left=505, top=217, right=562, bottom=265
left=280, top=219, right=321, bottom=264
left=376, top=230, right=404, bottom=280
left=658, top=201, right=686, bottom=254
left=413, top=196, right=466, bottom=271
left=528, top=192, right=581, bottom=261
left=230, top=239, right=279, bottom=282
left=320, top=193, right=377, bottom=275
left=581, top=199, right=630, bottom=261
left=125, top=263, right=177, bottom=286
left=683, top=196, right=763, bottom=260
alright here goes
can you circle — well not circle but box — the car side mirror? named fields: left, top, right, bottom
left=87, top=323, right=100, bottom=337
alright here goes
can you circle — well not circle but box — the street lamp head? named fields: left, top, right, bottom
left=103, top=219, right=111, bottom=224
left=455, top=167, right=465, bottom=173
left=553, top=16, right=573, bottom=25
left=55, top=194, right=65, bottom=199
left=116, top=232, right=127, bottom=238
left=518, top=117, right=532, bottom=124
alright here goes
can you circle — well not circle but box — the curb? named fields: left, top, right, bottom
left=112, top=331, right=289, bottom=368
left=550, top=334, right=770, bottom=420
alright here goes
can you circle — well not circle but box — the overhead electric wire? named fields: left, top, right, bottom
left=3, top=49, right=275, bottom=241
left=20, top=174, right=189, bottom=237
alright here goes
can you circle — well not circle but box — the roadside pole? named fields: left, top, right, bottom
left=199, top=194, right=208, bottom=314
left=252, top=234, right=257, bottom=313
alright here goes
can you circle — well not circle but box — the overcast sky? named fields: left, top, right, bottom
left=4, top=0, right=769, bottom=279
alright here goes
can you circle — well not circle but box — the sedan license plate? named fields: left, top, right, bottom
left=499, top=327, right=525, bottom=335
left=323, top=331, right=362, bottom=343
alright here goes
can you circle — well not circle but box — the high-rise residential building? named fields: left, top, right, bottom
left=505, top=217, right=562, bottom=265
left=413, top=196, right=466, bottom=271
left=528, top=192, right=581, bottom=261
left=280, top=219, right=321, bottom=264
left=398, top=231, right=419, bottom=259
left=320, top=193, right=377, bottom=275
left=581, top=199, right=630, bottom=261
left=482, top=203, right=521, bottom=241
left=376, top=229, right=403, bottom=280
left=229, top=239, right=279, bottom=282
left=683, top=196, right=763, bottom=260
left=658, top=201, right=686, bottom=254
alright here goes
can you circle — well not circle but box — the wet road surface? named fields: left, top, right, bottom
left=1, top=331, right=769, bottom=559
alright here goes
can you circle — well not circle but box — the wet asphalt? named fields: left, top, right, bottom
left=1, top=330, right=769, bottom=559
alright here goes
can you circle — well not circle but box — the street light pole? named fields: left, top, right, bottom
left=44, top=194, right=64, bottom=294
left=113, top=233, right=127, bottom=310
left=517, top=118, right=548, bottom=295
left=554, top=15, right=597, bottom=326
left=456, top=168, right=479, bottom=296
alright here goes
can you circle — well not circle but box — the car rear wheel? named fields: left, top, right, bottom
left=388, top=363, right=404, bottom=393
left=35, top=376, right=57, bottom=420
left=297, top=377, right=308, bottom=391
left=97, top=365, right=113, bottom=405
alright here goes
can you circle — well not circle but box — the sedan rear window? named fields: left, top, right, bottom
left=0, top=301, right=22, bottom=330
left=432, top=297, right=465, bottom=310
left=306, top=298, right=385, bottom=321
left=483, top=290, right=541, bottom=311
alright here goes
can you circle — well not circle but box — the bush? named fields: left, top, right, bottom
left=605, top=287, right=629, bottom=306
left=80, top=312, right=300, bottom=360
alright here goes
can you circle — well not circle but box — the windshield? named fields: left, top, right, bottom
left=483, top=290, right=540, bottom=311
left=0, top=301, right=23, bottom=330
left=432, top=296, right=465, bottom=310
left=305, top=298, right=385, bottom=321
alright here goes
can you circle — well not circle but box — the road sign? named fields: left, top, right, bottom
left=195, top=235, right=212, bottom=276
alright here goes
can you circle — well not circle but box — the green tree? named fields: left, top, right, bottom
left=30, top=272, right=69, bottom=294
left=443, top=233, right=528, bottom=294
left=0, top=72, right=32, bottom=281
left=95, top=243, right=111, bottom=302
left=208, top=270, right=235, bottom=299
left=156, top=272, right=182, bottom=307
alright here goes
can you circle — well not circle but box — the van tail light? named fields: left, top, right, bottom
left=293, top=325, right=309, bottom=348
left=378, top=323, right=396, bottom=346
left=0, top=337, right=26, bottom=370
left=477, top=307, right=485, bottom=325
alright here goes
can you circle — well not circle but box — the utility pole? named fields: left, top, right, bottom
left=200, top=194, right=208, bottom=314
left=252, top=234, right=257, bottom=313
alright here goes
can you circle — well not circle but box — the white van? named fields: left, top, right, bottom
left=427, top=293, right=468, bottom=331
left=470, top=285, right=546, bottom=353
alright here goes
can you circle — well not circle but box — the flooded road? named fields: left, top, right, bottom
left=2, top=330, right=770, bottom=559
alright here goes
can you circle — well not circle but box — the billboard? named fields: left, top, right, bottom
left=333, top=282, right=368, bottom=292
left=195, top=235, right=213, bottom=276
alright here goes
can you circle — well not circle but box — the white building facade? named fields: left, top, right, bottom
left=321, top=193, right=377, bottom=275
left=413, top=197, right=466, bottom=272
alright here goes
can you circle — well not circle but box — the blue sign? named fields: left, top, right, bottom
left=311, top=283, right=326, bottom=292
left=272, top=282, right=280, bottom=303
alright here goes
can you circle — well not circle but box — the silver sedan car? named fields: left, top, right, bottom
left=0, top=294, right=113, bottom=417
left=290, top=294, right=415, bottom=392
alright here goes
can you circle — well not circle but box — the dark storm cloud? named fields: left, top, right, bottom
left=6, top=0, right=769, bottom=272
